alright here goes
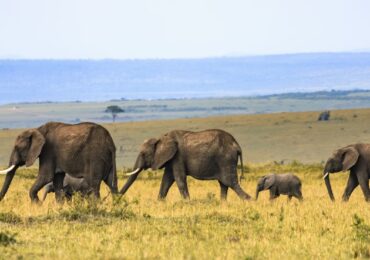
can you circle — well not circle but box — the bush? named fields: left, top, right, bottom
left=0, top=212, right=22, bottom=224
left=352, top=214, right=370, bottom=242
left=0, top=232, right=17, bottom=246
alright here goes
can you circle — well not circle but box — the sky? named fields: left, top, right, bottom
left=0, top=0, right=370, bottom=59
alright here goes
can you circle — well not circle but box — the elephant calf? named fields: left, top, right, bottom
left=256, top=173, right=303, bottom=201
left=42, top=174, right=86, bottom=201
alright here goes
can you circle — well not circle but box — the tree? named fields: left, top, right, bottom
left=105, top=105, right=124, bottom=122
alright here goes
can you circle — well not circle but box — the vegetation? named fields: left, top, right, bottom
left=0, top=163, right=369, bottom=258
left=105, top=105, right=124, bottom=122
left=0, top=109, right=369, bottom=258
left=2, top=90, right=370, bottom=129
left=2, top=107, right=370, bottom=168
left=0, top=109, right=370, bottom=259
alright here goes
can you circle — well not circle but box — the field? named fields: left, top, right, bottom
left=0, top=109, right=370, bottom=259
left=2, top=106, right=370, bottom=167
left=1, top=90, right=370, bottom=129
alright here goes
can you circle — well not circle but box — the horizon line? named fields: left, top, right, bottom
left=1, top=51, right=370, bottom=61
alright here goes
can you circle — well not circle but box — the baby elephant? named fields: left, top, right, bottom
left=42, top=174, right=86, bottom=201
left=256, top=173, right=303, bottom=201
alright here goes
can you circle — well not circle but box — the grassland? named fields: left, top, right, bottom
left=2, top=107, right=370, bottom=167
left=0, top=164, right=369, bottom=259
left=1, top=90, right=370, bottom=129
left=0, top=109, right=370, bottom=259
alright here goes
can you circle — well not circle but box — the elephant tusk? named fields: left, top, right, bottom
left=323, top=172, right=329, bottom=179
left=125, top=168, right=141, bottom=176
left=0, top=165, right=15, bottom=175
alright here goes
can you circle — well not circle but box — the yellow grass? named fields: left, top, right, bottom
left=0, top=164, right=369, bottom=259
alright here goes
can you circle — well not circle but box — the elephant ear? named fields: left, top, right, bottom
left=263, top=175, right=276, bottom=190
left=151, top=135, right=178, bottom=170
left=26, top=129, right=45, bottom=167
left=341, top=147, right=359, bottom=171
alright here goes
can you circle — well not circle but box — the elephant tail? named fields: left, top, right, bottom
left=237, top=149, right=245, bottom=183
left=111, top=149, right=118, bottom=194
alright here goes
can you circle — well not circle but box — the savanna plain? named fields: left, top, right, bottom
left=0, top=108, right=370, bottom=259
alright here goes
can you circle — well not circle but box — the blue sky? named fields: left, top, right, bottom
left=1, top=0, right=370, bottom=59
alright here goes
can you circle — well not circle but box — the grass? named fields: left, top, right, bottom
left=0, top=163, right=369, bottom=259
left=2, top=90, right=370, bottom=129
left=2, top=107, right=370, bottom=167
left=0, top=109, right=370, bottom=258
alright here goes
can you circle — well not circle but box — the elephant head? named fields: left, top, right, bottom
left=323, top=146, right=359, bottom=201
left=0, top=129, right=45, bottom=201
left=255, top=174, right=275, bottom=199
left=120, top=135, right=178, bottom=195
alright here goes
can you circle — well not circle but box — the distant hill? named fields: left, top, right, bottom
left=1, top=52, right=370, bottom=104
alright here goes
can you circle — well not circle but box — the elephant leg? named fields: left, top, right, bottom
left=357, top=171, right=370, bottom=202
left=220, top=165, right=251, bottom=200
left=174, top=176, right=189, bottom=199
left=269, top=188, right=279, bottom=200
left=172, top=163, right=190, bottom=199
left=84, top=163, right=106, bottom=199
left=219, top=181, right=228, bottom=200
left=230, top=183, right=251, bottom=200
left=29, top=164, right=55, bottom=202
left=91, top=180, right=102, bottom=199
left=83, top=176, right=101, bottom=199
left=173, top=172, right=189, bottom=199
left=103, top=171, right=118, bottom=194
left=342, top=172, right=359, bottom=202
left=158, top=168, right=175, bottom=200
left=293, top=190, right=303, bottom=201
left=53, top=172, right=66, bottom=203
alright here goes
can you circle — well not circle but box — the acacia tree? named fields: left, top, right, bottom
left=105, top=105, right=124, bottom=122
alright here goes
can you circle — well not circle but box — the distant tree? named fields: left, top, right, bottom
left=105, top=105, right=124, bottom=122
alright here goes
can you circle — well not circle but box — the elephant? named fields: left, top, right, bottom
left=42, top=174, right=86, bottom=201
left=255, top=173, right=303, bottom=201
left=0, top=122, right=118, bottom=203
left=318, top=110, right=330, bottom=121
left=323, top=144, right=370, bottom=202
left=120, top=129, right=251, bottom=201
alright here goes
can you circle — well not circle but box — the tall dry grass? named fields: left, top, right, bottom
left=0, top=163, right=369, bottom=259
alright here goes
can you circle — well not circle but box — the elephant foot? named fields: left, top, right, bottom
left=31, top=197, right=42, bottom=205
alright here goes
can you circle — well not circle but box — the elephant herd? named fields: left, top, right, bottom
left=0, top=121, right=369, bottom=203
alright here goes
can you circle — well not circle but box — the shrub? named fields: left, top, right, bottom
left=0, top=232, right=17, bottom=246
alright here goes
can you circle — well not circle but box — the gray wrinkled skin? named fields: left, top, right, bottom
left=121, top=129, right=251, bottom=201
left=42, top=174, right=86, bottom=201
left=323, top=143, right=370, bottom=202
left=256, top=173, right=303, bottom=201
left=0, top=122, right=118, bottom=203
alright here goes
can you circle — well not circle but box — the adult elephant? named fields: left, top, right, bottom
left=120, top=129, right=251, bottom=200
left=323, top=144, right=370, bottom=202
left=0, top=122, right=118, bottom=202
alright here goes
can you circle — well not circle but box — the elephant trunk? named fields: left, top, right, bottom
left=119, top=170, right=142, bottom=195
left=0, top=166, right=17, bottom=201
left=119, top=155, right=144, bottom=195
left=0, top=151, right=20, bottom=201
left=255, top=189, right=260, bottom=200
left=324, top=172, right=335, bottom=201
